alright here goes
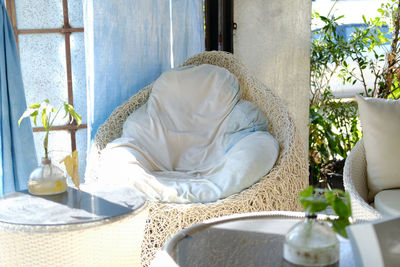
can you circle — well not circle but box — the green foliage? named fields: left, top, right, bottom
left=310, top=12, right=362, bottom=184
left=310, top=0, right=400, bottom=184
left=309, top=91, right=361, bottom=184
left=338, top=2, right=395, bottom=98
left=311, top=12, right=348, bottom=105
left=19, top=99, right=81, bottom=160
left=299, top=186, right=352, bottom=238
left=299, top=186, right=329, bottom=214
left=332, top=0, right=400, bottom=99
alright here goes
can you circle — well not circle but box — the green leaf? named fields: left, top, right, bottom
left=41, top=108, right=48, bottom=130
left=31, top=110, right=38, bottom=126
left=71, top=111, right=82, bottom=126
left=299, top=187, right=352, bottom=238
left=333, top=196, right=351, bottom=218
left=329, top=217, right=351, bottom=238
left=345, top=192, right=352, bottom=214
left=299, top=186, right=313, bottom=198
left=64, top=103, right=82, bottom=126
left=18, top=108, right=38, bottom=127
left=309, top=199, right=329, bottom=213
left=299, top=186, right=329, bottom=213
left=324, top=190, right=335, bottom=203
left=29, top=103, right=41, bottom=109
left=319, top=15, right=328, bottom=23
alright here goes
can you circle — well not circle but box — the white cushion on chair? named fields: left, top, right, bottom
left=374, top=189, right=400, bottom=217
left=100, top=64, right=279, bottom=203
left=356, top=95, right=400, bottom=202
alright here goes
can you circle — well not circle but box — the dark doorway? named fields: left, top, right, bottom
left=205, top=0, right=234, bottom=53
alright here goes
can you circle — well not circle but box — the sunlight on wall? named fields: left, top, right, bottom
left=234, top=0, right=311, bottom=153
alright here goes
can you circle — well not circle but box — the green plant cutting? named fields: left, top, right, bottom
left=18, top=99, right=81, bottom=160
left=298, top=186, right=352, bottom=238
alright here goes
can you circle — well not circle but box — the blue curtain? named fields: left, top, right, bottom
left=84, top=0, right=205, bottom=142
left=0, top=1, right=37, bottom=195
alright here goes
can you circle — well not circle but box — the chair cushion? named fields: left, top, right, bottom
left=356, top=95, right=400, bottom=202
left=374, top=189, right=400, bottom=217
left=99, top=64, right=279, bottom=203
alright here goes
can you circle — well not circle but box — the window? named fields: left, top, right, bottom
left=6, top=0, right=87, bottom=178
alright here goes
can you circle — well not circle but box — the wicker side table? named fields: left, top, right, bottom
left=152, top=211, right=355, bottom=267
left=0, top=185, right=147, bottom=266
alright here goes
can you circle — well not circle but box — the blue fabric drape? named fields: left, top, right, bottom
left=0, top=1, right=37, bottom=195
left=84, top=0, right=205, bottom=142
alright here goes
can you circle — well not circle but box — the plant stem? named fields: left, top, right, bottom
left=380, top=0, right=400, bottom=98
left=49, top=106, right=62, bottom=128
left=327, top=0, right=338, bottom=18
left=352, top=45, right=369, bottom=95
left=44, top=130, right=49, bottom=160
left=43, top=106, right=62, bottom=160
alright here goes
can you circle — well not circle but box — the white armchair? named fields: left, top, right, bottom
left=86, top=51, right=308, bottom=265
left=343, top=139, right=382, bottom=221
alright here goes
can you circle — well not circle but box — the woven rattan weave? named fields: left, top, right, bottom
left=343, top=139, right=382, bottom=221
left=85, top=51, right=308, bottom=266
left=0, top=188, right=148, bottom=266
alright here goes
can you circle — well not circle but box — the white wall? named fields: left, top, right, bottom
left=234, top=0, right=311, bottom=153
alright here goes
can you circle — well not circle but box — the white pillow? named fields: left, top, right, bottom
left=374, top=189, right=400, bottom=217
left=356, top=95, right=400, bottom=202
left=100, top=64, right=279, bottom=203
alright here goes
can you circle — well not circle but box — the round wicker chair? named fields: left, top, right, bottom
left=85, top=51, right=308, bottom=266
left=343, top=139, right=382, bottom=221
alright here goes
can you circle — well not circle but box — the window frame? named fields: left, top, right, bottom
left=5, top=0, right=87, bottom=153
left=205, top=0, right=234, bottom=53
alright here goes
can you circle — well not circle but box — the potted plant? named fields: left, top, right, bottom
left=283, top=186, right=352, bottom=266
left=19, top=99, right=81, bottom=195
left=310, top=1, right=400, bottom=187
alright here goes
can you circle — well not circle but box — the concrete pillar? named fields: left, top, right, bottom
left=234, top=0, right=311, bottom=153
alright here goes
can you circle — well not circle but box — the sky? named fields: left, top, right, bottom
left=312, top=0, right=391, bottom=97
left=312, top=0, right=388, bottom=29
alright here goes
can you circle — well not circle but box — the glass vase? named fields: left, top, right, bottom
left=283, top=214, right=339, bottom=266
left=28, top=158, right=67, bottom=195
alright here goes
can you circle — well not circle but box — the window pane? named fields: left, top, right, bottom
left=19, top=34, right=69, bottom=126
left=33, top=131, right=72, bottom=169
left=76, top=129, right=87, bottom=182
left=15, top=0, right=63, bottom=29
left=68, top=0, right=84, bottom=28
left=71, top=32, right=87, bottom=123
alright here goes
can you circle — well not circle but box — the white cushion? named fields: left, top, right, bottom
left=100, top=64, right=279, bottom=203
left=374, top=189, right=400, bottom=217
left=356, top=95, right=400, bottom=201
